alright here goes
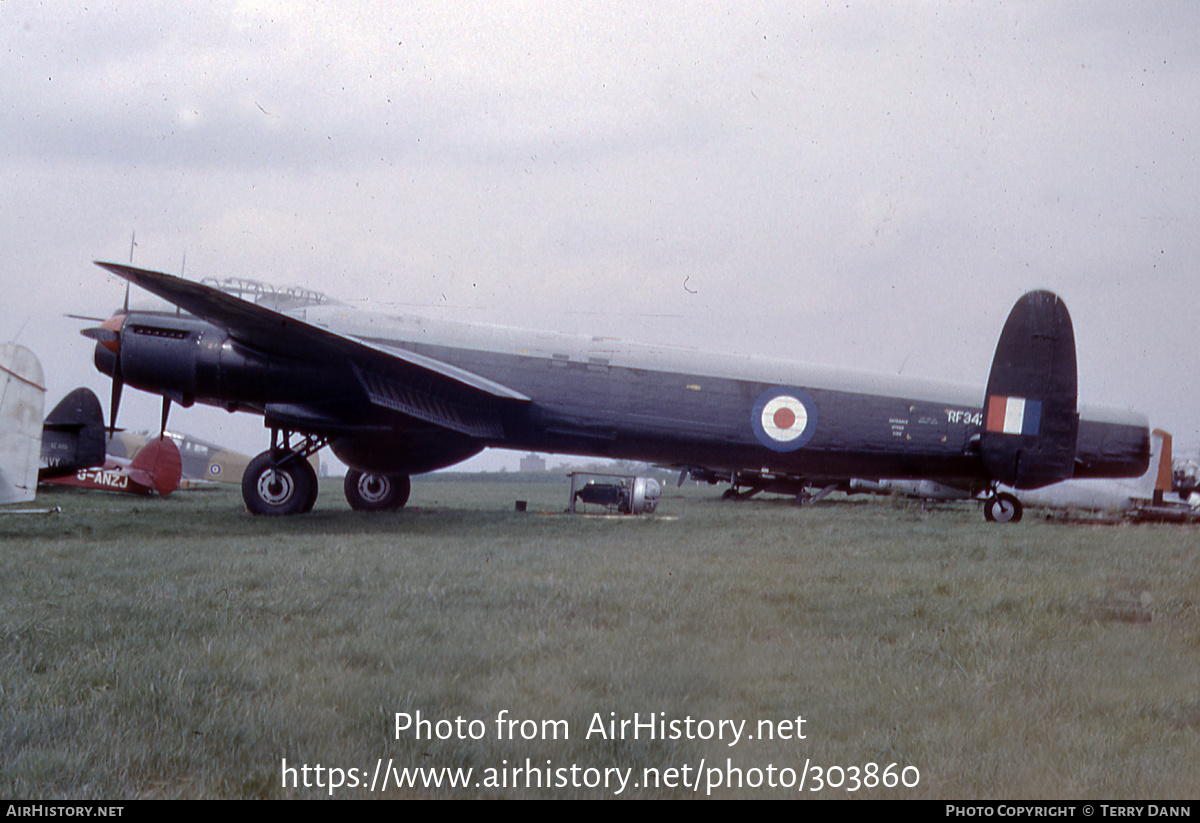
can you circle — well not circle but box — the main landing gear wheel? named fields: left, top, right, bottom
left=344, top=469, right=411, bottom=511
left=301, top=459, right=319, bottom=513
left=984, top=492, right=1023, bottom=523
left=243, top=451, right=317, bottom=516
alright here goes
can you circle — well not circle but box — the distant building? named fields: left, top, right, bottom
left=519, top=453, right=547, bottom=473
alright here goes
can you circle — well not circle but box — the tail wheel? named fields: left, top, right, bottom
left=243, top=450, right=317, bottom=516
left=984, top=492, right=1023, bottom=523
left=345, top=469, right=411, bottom=511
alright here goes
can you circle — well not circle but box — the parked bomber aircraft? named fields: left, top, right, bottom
left=82, top=262, right=1150, bottom=521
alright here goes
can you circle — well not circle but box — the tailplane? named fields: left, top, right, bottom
left=980, top=290, right=1078, bottom=489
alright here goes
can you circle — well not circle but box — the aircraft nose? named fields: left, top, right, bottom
left=83, top=314, right=124, bottom=380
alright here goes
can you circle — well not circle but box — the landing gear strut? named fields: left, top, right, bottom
left=242, top=429, right=326, bottom=516
left=983, top=491, right=1023, bottom=523
left=344, top=469, right=411, bottom=511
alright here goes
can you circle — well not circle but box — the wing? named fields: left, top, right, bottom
left=94, top=262, right=529, bottom=439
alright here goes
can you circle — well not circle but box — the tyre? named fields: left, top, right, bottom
left=242, top=451, right=316, bottom=516
left=344, top=469, right=411, bottom=511
left=984, top=492, right=1023, bottom=523
left=300, top=457, right=319, bottom=513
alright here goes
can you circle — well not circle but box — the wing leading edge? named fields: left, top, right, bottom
left=93, top=261, right=529, bottom=439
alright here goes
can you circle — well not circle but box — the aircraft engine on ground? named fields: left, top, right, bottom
left=574, top=476, right=661, bottom=515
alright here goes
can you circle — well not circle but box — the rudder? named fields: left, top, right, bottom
left=130, top=436, right=183, bottom=496
left=0, top=344, right=46, bottom=504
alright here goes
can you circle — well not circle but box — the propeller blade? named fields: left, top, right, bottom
left=66, top=313, right=107, bottom=322
left=80, top=327, right=119, bottom=343
left=82, top=314, right=124, bottom=352
left=109, top=380, right=123, bottom=434
left=160, top=396, right=171, bottom=437
left=109, top=352, right=124, bottom=435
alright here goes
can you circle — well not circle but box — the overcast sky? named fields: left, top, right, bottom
left=3, top=1, right=1197, bottom=468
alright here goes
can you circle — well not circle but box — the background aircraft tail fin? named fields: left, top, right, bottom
left=39, top=387, right=107, bottom=479
left=1114, top=428, right=1169, bottom=504
left=980, top=290, right=1078, bottom=489
left=129, top=436, right=183, bottom=496
left=1152, top=429, right=1173, bottom=503
left=0, top=344, right=46, bottom=505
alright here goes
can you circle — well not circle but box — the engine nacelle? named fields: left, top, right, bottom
left=95, top=312, right=358, bottom=410
left=116, top=316, right=215, bottom=400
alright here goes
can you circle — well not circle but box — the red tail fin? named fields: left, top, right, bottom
left=129, top=436, right=183, bottom=496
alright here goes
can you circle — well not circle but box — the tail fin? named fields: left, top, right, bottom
left=129, top=436, right=183, bottom=496
left=1117, top=428, right=1169, bottom=504
left=39, top=387, right=107, bottom=479
left=980, top=291, right=1078, bottom=489
left=1153, top=429, right=1173, bottom=504
left=0, top=344, right=46, bottom=504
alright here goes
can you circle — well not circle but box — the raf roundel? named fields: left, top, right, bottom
left=751, top=387, right=817, bottom=452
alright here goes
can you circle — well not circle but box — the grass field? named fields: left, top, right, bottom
left=2, top=479, right=1198, bottom=799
